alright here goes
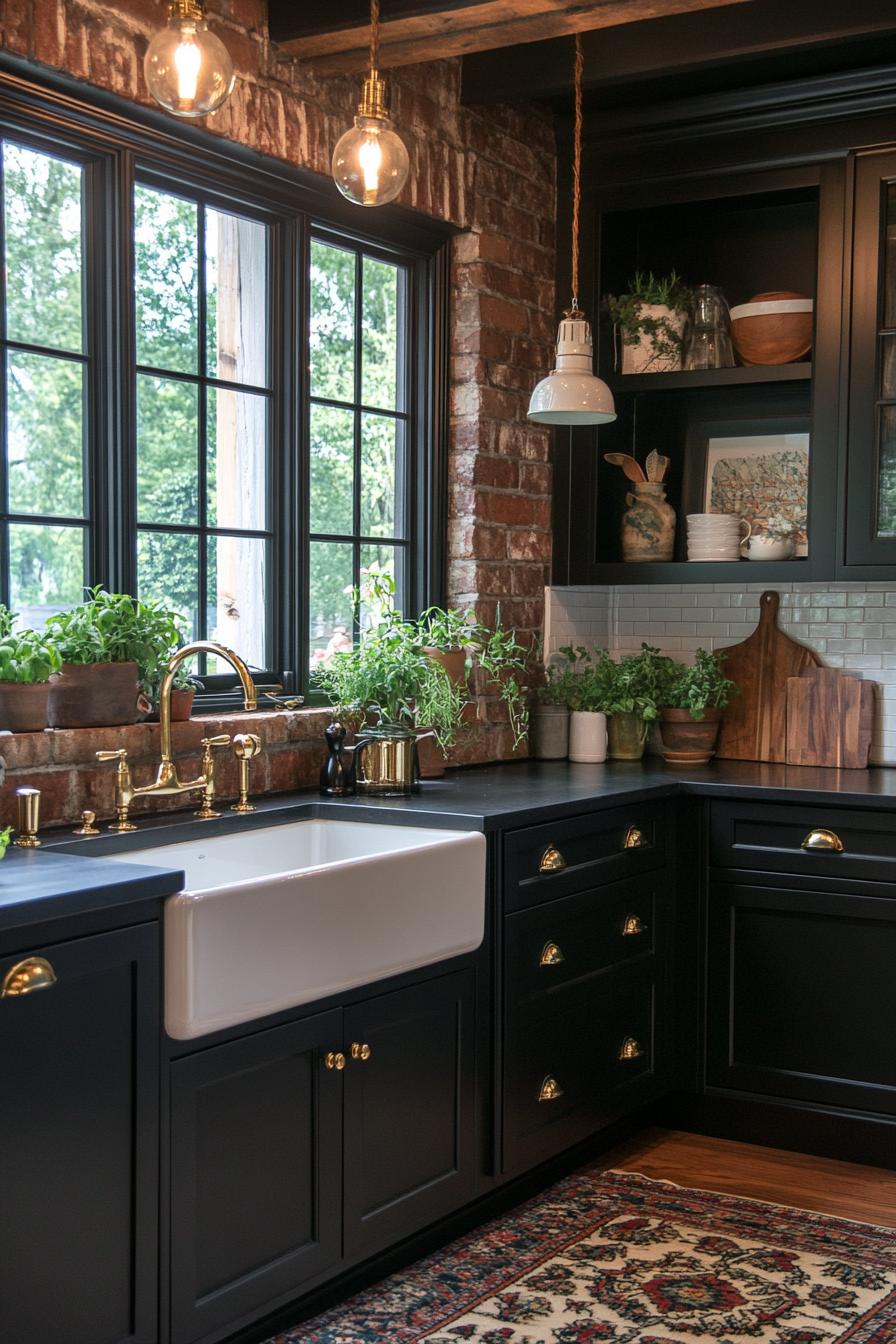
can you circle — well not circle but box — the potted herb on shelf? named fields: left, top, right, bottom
left=0, top=613, right=62, bottom=733
left=605, top=270, right=692, bottom=374
left=659, top=648, right=738, bottom=763
left=46, top=588, right=185, bottom=729
left=605, top=644, right=676, bottom=760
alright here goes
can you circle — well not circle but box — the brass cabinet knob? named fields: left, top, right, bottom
left=801, top=828, right=844, bottom=853
left=621, top=914, right=647, bottom=937
left=350, top=1042, right=372, bottom=1061
left=324, top=1051, right=346, bottom=1071
left=539, top=941, right=565, bottom=966
left=623, top=826, right=646, bottom=849
left=538, top=1074, right=564, bottom=1102
left=618, top=1036, right=644, bottom=1061
left=1, top=956, right=57, bottom=997
left=539, top=845, right=567, bottom=873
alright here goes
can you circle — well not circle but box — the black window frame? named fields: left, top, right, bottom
left=0, top=55, right=452, bottom=709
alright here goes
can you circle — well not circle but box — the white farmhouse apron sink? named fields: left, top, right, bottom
left=104, top=819, right=486, bottom=1039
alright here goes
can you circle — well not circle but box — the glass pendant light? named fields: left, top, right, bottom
left=528, top=36, right=616, bottom=426
left=145, top=0, right=235, bottom=119
left=332, top=0, right=410, bottom=208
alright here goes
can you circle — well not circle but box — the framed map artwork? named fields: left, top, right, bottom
left=702, top=432, right=810, bottom=555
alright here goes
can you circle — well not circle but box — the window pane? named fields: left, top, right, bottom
left=137, top=530, right=199, bottom=640
left=878, top=404, right=896, bottom=537
left=207, top=387, right=268, bottom=530
left=206, top=209, right=268, bottom=387
left=361, top=413, right=403, bottom=538
left=9, top=522, right=85, bottom=623
left=4, top=143, right=83, bottom=353
left=7, top=351, right=84, bottom=517
left=137, top=374, right=199, bottom=524
left=309, top=540, right=353, bottom=668
left=208, top=535, right=267, bottom=669
left=360, top=543, right=403, bottom=626
left=362, top=257, right=400, bottom=410
left=310, top=240, right=355, bottom=402
left=135, top=184, right=198, bottom=373
left=310, top=404, right=354, bottom=536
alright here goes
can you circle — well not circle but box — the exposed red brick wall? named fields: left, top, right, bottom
left=0, top=2, right=557, bottom=813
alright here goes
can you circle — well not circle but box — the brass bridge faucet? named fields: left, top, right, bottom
left=96, top=641, right=258, bottom=827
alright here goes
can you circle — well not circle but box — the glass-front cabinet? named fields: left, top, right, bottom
left=846, top=150, right=896, bottom=568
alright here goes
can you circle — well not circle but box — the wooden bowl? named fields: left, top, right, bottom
left=730, top=291, right=813, bottom=365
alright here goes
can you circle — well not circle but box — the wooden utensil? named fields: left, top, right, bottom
left=603, top=452, right=646, bottom=483
left=785, top=666, right=875, bottom=768
left=715, top=590, right=821, bottom=762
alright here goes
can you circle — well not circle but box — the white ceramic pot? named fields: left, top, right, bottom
left=742, top=534, right=795, bottom=561
left=619, top=304, right=685, bottom=374
left=568, top=710, right=608, bottom=763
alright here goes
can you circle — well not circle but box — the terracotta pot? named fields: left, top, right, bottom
left=47, top=661, right=141, bottom=729
left=415, top=731, right=446, bottom=779
left=607, top=711, right=648, bottom=760
left=622, top=482, right=676, bottom=562
left=658, top=706, right=723, bottom=764
left=0, top=679, right=55, bottom=733
left=422, top=647, right=467, bottom=685
left=169, top=688, right=195, bottom=722
left=530, top=703, right=569, bottom=760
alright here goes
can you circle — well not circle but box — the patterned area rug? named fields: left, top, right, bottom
left=270, top=1170, right=896, bottom=1344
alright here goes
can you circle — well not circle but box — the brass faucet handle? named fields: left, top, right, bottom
left=201, top=734, right=232, bottom=750
left=96, top=748, right=129, bottom=762
left=73, top=810, right=100, bottom=837
left=196, top=734, right=232, bottom=820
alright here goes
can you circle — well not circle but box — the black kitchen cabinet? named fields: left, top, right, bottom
left=169, top=969, right=476, bottom=1344
left=0, top=923, right=159, bottom=1344
left=343, top=970, right=476, bottom=1262
left=705, top=879, right=896, bottom=1116
left=845, top=148, right=896, bottom=570
left=169, top=1009, right=344, bottom=1344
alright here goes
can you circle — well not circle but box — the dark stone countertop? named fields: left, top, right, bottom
left=5, top=757, right=896, bottom=934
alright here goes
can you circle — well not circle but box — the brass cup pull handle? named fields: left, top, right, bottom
left=801, top=828, right=844, bottom=853
left=2, top=956, right=57, bottom=997
left=624, top=826, right=646, bottom=849
left=351, top=1042, right=372, bottom=1061
left=621, top=914, right=647, bottom=937
left=324, top=1051, right=346, bottom=1071
left=539, top=941, right=565, bottom=967
left=539, top=845, right=567, bottom=873
left=538, top=1074, right=564, bottom=1102
left=618, top=1036, right=644, bottom=1061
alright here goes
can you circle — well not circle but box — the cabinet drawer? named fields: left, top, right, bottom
left=503, top=966, right=656, bottom=1172
left=504, top=801, right=666, bottom=911
left=710, top=801, right=896, bottom=885
left=505, top=875, right=657, bottom=1012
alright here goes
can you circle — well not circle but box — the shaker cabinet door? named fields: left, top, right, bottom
left=0, top=923, right=159, bottom=1344
left=845, top=149, right=896, bottom=567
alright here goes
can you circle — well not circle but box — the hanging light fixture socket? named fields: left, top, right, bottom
left=358, top=71, right=389, bottom=120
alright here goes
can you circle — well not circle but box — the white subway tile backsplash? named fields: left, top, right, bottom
left=545, top=580, right=896, bottom=765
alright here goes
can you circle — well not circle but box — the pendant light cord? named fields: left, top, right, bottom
left=568, top=32, right=584, bottom=319
left=370, top=0, right=380, bottom=73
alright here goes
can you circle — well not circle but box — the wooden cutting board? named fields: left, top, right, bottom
left=715, top=590, right=821, bottom=762
left=785, top=666, right=875, bottom=768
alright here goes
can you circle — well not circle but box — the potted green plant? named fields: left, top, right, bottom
left=417, top=605, right=478, bottom=685
left=0, top=621, right=63, bottom=733
left=531, top=650, right=577, bottom=760
left=562, top=646, right=616, bottom=763
left=605, top=270, right=692, bottom=373
left=659, top=648, right=738, bottom=763
left=605, top=644, right=676, bottom=760
left=46, top=588, right=185, bottom=729
left=0, top=825, right=11, bottom=860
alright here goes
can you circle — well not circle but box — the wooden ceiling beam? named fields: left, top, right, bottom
left=271, top=0, right=754, bottom=75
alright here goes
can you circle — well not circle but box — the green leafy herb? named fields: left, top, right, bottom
left=0, top=826, right=12, bottom=861
left=664, top=648, right=739, bottom=719
left=0, top=627, right=62, bottom=685
left=45, top=587, right=185, bottom=692
left=604, top=270, right=693, bottom=366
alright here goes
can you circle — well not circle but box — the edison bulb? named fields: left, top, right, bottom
left=332, top=115, right=410, bottom=208
left=144, top=11, right=235, bottom=118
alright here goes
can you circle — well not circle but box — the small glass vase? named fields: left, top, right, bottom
left=607, top=711, right=649, bottom=760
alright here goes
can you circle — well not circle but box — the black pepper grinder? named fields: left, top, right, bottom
left=320, top=721, right=354, bottom=796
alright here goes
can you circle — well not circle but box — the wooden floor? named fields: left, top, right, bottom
left=593, top=1127, right=896, bottom=1228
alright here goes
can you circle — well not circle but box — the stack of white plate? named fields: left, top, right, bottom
left=686, top=513, right=747, bottom=561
